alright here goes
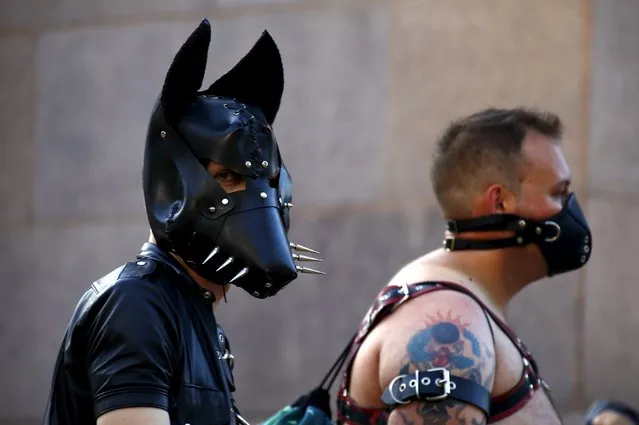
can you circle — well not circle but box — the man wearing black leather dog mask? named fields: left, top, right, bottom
left=336, top=108, right=592, bottom=425
left=43, top=19, right=323, bottom=425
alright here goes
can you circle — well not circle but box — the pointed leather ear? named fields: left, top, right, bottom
left=205, top=30, right=284, bottom=125
left=161, top=19, right=211, bottom=126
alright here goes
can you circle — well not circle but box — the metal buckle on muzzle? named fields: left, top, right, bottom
left=542, top=221, right=561, bottom=242
left=516, top=219, right=561, bottom=244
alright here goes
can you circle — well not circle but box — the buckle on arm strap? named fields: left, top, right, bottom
left=381, top=368, right=490, bottom=417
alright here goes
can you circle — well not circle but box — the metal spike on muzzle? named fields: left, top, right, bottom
left=229, top=267, right=249, bottom=283
left=202, top=246, right=219, bottom=264
left=292, top=253, right=323, bottom=262
left=296, top=266, right=326, bottom=275
left=289, top=242, right=320, bottom=254
left=216, top=257, right=234, bottom=272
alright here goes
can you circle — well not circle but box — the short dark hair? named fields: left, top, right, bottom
left=431, top=107, right=564, bottom=218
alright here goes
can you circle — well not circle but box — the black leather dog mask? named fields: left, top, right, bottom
left=142, top=19, right=323, bottom=299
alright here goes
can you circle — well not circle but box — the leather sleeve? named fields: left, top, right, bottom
left=84, top=277, right=179, bottom=418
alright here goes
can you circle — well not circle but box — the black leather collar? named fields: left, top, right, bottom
left=137, top=242, right=194, bottom=284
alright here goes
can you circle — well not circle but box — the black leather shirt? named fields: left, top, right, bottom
left=43, top=243, right=237, bottom=425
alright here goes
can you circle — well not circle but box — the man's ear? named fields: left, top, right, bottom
left=485, top=184, right=517, bottom=214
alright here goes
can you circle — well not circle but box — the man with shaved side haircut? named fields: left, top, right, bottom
left=335, top=108, right=592, bottom=425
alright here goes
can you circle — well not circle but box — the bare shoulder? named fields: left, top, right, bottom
left=386, top=256, right=430, bottom=287
left=97, top=407, right=170, bottom=425
left=386, top=253, right=458, bottom=288
left=377, top=289, right=496, bottom=425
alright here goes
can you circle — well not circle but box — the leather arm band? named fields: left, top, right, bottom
left=381, top=368, right=491, bottom=417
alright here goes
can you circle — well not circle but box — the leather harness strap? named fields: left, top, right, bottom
left=381, top=368, right=491, bottom=416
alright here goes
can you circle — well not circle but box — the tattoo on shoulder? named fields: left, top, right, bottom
left=403, top=311, right=491, bottom=383
left=397, top=311, right=494, bottom=424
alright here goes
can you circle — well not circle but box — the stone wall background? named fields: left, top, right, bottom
left=1, top=0, right=638, bottom=424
